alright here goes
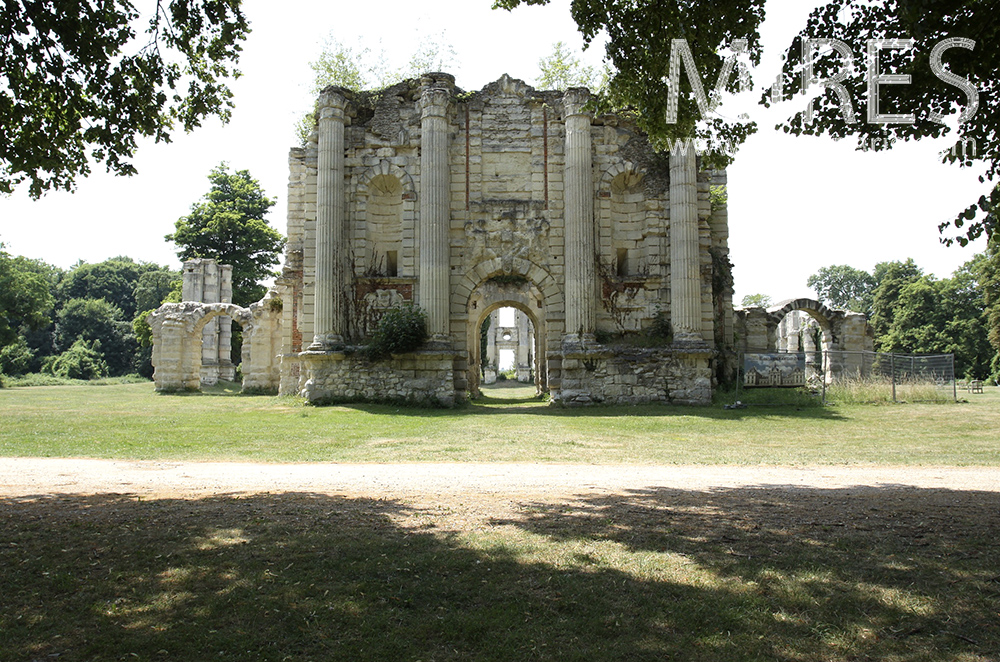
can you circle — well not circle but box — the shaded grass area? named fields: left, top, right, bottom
left=1, top=384, right=999, bottom=465
left=2, top=487, right=998, bottom=661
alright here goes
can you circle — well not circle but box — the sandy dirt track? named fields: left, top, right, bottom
left=2, top=457, right=999, bottom=498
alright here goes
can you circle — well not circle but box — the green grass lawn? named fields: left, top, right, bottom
left=2, top=382, right=999, bottom=661
left=1, top=382, right=998, bottom=465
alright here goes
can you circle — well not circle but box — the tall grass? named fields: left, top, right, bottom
left=824, top=376, right=954, bottom=404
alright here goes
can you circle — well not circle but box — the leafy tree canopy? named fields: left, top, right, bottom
left=133, top=269, right=181, bottom=314
left=740, top=293, right=772, bottom=308
left=58, top=256, right=170, bottom=319
left=807, top=264, right=878, bottom=315
left=497, top=0, right=998, bottom=243
left=296, top=34, right=456, bottom=143
left=869, top=258, right=924, bottom=340
left=495, top=0, right=764, bottom=165
left=0, top=243, right=55, bottom=347
left=772, top=0, right=999, bottom=245
left=976, top=237, right=1000, bottom=378
left=165, top=163, right=284, bottom=306
left=54, top=297, right=135, bottom=376
left=1, top=0, right=250, bottom=197
left=877, top=265, right=991, bottom=379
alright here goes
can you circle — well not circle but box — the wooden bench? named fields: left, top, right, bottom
left=966, top=379, right=984, bottom=394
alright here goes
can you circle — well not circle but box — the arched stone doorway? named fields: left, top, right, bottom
left=466, top=278, right=548, bottom=399
left=768, top=299, right=837, bottom=385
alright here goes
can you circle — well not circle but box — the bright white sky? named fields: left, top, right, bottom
left=0, top=0, right=990, bottom=304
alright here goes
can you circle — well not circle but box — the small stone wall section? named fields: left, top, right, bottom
left=298, top=350, right=457, bottom=406
left=550, top=348, right=713, bottom=406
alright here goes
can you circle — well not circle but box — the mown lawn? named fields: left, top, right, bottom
left=1, top=382, right=997, bottom=465
left=2, top=383, right=999, bottom=661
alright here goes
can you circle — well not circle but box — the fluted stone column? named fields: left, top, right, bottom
left=419, top=73, right=454, bottom=343
left=309, top=89, right=348, bottom=350
left=669, top=142, right=705, bottom=344
left=563, top=88, right=595, bottom=344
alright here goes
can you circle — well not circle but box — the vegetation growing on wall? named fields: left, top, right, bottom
left=362, top=304, right=428, bottom=361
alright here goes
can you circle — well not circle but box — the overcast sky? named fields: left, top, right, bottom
left=0, top=0, right=990, bottom=304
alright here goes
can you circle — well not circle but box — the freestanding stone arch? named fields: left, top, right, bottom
left=149, top=297, right=283, bottom=393
left=735, top=297, right=873, bottom=383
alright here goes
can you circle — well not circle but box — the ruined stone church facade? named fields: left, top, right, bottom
left=267, top=72, right=734, bottom=405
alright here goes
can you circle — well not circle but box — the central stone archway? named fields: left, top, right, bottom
left=466, top=276, right=548, bottom=399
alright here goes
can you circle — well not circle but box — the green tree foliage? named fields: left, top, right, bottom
left=46, top=339, right=109, bottom=380
left=740, top=293, right=772, bottom=308
left=364, top=305, right=428, bottom=360
left=55, top=297, right=135, bottom=376
left=0, top=245, right=54, bottom=347
left=1, top=0, right=250, bottom=197
left=771, top=0, right=999, bottom=245
left=133, top=269, right=179, bottom=314
left=869, top=259, right=923, bottom=341
left=0, top=336, right=34, bottom=376
left=976, top=238, right=1000, bottom=378
left=296, top=34, right=457, bottom=143
left=868, top=258, right=991, bottom=378
left=807, top=265, right=878, bottom=315
left=58, top=256, right=171, bottom=319
left=495, top=0, right=764, bottom=165
left=536, top=41, right=603, bottom=91
left=166, top=163, right=284, bottom=306
left=498, top=1, right=998, bottom=243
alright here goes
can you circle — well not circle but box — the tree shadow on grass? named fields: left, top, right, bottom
left=348, top=398, right=849, bottom=422
left=2, top=487, right=996, bottom=661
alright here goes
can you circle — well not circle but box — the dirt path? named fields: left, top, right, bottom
left=2, top=457, right=999, bottom=499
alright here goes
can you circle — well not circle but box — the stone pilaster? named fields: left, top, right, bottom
left=562, top=88, right=595, bottom=344
left=669, top=142, right=706, bottom=344
left=309, top=88, right=348, bottom=350
left=218, top=265, right=235, bottom=380
left=419, top=73, right=454, bottom=343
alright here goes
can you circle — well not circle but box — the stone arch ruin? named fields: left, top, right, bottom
left=149, top=258, right=283, bottom=392
left=735, top=297, right=873, bottom=384
left=256, top=72, right=738, bottom=405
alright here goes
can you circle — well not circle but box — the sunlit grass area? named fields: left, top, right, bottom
left=1, top=383, right=998, bottom=465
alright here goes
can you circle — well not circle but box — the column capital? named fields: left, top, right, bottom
left=419, top=73, right=455, bottom=119
left=563, top=87, right=591, bottom=118
left=318, top=89, right=348, bottom=123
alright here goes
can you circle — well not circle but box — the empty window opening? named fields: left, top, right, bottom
left=616, top=248, right=629, bottom=277
left=498, top=349, right=515, bottom=371
left=386, top=250, right=398, bottom=277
